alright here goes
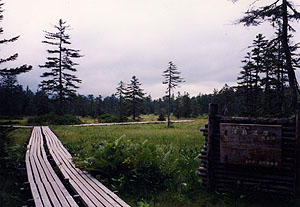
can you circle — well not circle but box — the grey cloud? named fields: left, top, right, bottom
left=2, top=0, right=300, bottom=99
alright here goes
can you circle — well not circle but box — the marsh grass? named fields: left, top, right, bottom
left=51, top=119, right=300, bottom=207
left=52, top=119, right=206, bottom=146
left=78, top=114, right=196, bottom=124
left=0, top=127, right=31, bottom=207
left=0, top=117, right=29, bottom=126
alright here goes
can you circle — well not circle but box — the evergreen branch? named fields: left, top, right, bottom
left=0, top=53, right=18, bottom=64
left=0, top=36, right=19, bottom=44
left=0, top=64, right=32, bottom=76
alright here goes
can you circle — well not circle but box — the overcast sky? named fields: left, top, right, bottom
left=2, top=0, right=300, bottom=99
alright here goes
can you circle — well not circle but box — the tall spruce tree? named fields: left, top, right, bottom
left=39, top=19, right=82, bottom=114
left=237, top=52, right=254, bottom=115
left=237, top=31, right=299, bottom=117
left=250, top=34, right=267, bottom=114
left=162, top=61, right=184, bottom=127
left=0, top=0, right=31, bottom=81
left=0, top=0, right=32, bottom=117
left=126, top=76, right=145, bottom=120
left=237, top=0, right=300, bottom=110
left=115, top=81, right=127, bottom=121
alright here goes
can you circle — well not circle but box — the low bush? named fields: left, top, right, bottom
left=69, top=138, right=202, bottom=201
left=27, top=113, right=82, bottom=125
left=157, top=114, right=166, bottom=121
left=98, top=114, right=120, bottom=123
left=0, top=127, right=28, bottom=206
left=0, top=120, right=18, bottom=125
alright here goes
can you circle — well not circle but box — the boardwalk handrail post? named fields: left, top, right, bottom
left=296, top=103, right=300, bottom=197
left=207, top=103, right=218, bottom=191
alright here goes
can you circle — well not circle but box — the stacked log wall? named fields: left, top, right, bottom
left=199, top=104, right=299, bottom=196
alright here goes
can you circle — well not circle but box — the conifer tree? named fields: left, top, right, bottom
left=95, top=95, right=103, bottom=117
left=237, top=31, right=299, bottom=116
left=115, top=81, right=127, bottom=121
left=162, top=61, right=184, bottom=127
left=238, top=0, right=300, bottom=109
left=0, top=0, right=31, bottom=82
left=181, top=92, right=191, bottom=118
left=238, top=52, right=253, bottom=115
left=39, top=19, right=82, bottom=114
left=238, top=34, right=267, bottom=116
left=126, top=76, right=145, bottom=120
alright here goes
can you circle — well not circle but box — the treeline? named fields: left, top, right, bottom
left=236, top=33, right=299, bottom=117
left=1, top=0, right=300, bottom=120
left=0, top=78, right=214, bottom=119
left=1, top=74, right=295, bottom=120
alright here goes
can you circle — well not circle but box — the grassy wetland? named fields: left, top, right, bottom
left=0, top=127, right=31, bottom=206
left=50, top=118, right=299, bottom=207
left=0, top=117, right=299, bottom=206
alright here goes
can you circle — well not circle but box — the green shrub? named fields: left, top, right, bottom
left=0, top=128, right=27, bottom=207
left=98, top=114, right=120, bottom=123
left=72, top=138, right=202, bottom=200
left=27, top=113, right=82, bottom=125
left=157, top=114, right=166, bottom=121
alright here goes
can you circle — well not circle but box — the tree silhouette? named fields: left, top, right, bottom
left=126, top=76, right=145, bottom=120
left=237, top=31, right=299, bottom=117
left=39, top=19, right=82, bottom=114
left=115, top=81, right=128, bottom=121
left=238, top=0, right=300, bottom=109
left=0, top=0, right=32, bottom=82
left=162, top=61, right=184, bottom=127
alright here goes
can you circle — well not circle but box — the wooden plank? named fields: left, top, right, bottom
left=75, top=169, right=118, bottom=207
left=49, top=149, right=98, bottom=206
left=48, top=129, right=120, bottom=207
left=39, top=127, right=74, bottom=207
left=46, top=133, right=120, bottom=207
left=85, top=173, right=130, bottom=207
left=40, top=135, right=78, bottom=207
left=26, top=150, right=43, bottom=207
left=30, top=127, right=52, bottom=207
left=50, top=139, right=106, bottom=207
left=35, top=128, right=63, bottom=207
left=26, top=127, right=79, bottom=207
left=39, top=127, right=79, bottom=207
left=43, top=126, right=130, bottom=207
left=43, top=127, right=102, bottom=206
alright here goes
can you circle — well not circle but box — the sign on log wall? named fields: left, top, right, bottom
left=199, top=103, right=300, bottom=197
left=220, top=123, right=282, bottom=167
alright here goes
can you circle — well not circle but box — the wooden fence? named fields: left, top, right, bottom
left=199, top=104, right=300, bottom=197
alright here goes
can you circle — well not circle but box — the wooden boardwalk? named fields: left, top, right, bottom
left=25, top=127, right=78, bottom=207
left=25, top=126, right=130, bottom=207
left=73, top=120, right=194, bottom=127
left=42, top=126, right=130, bottom=207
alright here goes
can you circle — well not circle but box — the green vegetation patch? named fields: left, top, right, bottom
left=52, top=120, right=204, bottom=205
left=27, top=113, right=82, bottom=125
left=0, top=127, right=31, bottom=207
left=52, top=119, right=300, bottom=207
left=98, top=113, right=122, bottom=123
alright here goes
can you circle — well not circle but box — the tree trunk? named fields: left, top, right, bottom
left=132, top=97, right=136, bottom=120
left=167, top=74, right=172, bottom=127
left=59, top=36, right=63, bottom=115
left=282, top=0, right=298, bottom=109
left=168, top=88, right=171, bottom=127
left=119, top=96, right=123, bottom=121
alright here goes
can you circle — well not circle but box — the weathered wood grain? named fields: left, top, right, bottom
left=42, top=126, right=130, bottom=207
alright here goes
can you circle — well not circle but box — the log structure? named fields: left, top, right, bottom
left=199, top=104, right=300, bottom=196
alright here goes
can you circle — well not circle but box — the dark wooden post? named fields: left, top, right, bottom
left=296, top=104, right=300, bottom=197
left=207, top=103, right=218, bottom=191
